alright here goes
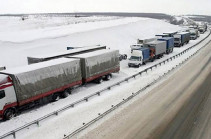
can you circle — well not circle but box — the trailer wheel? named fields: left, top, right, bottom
left=105, top=74, right=112, bottom=81
left=52, top=93, right=60, bottom=102
left=96, top=77, right=103, bottom=84
left=4, top=108, right=16, bottom=120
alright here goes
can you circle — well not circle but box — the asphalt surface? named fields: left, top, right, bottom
left=78, top=41, right=211, bottom=139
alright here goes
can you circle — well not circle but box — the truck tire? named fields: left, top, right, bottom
left=105, top=74, right=112, bottom=81
left=96, top=77, right=103, bottom=84
left=123, top=54, right=127, bottom=60
left=166, top=50, right=169, bottom=54
left=52, top=93, right=60, bottom=102
left=4, top=108, right=16, bottom=120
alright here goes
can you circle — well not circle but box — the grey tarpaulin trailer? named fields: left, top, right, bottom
left=67, top=49, right=120, bottom=83
left=0, top=58, right=82, bottom=105
left=27, top=45, right=106, bottom=64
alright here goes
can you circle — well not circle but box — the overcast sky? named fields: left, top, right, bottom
left=0, top=0, right=210, bottom=15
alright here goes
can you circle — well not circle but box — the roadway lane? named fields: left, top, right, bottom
left=78, top=40, right=211, bottom=139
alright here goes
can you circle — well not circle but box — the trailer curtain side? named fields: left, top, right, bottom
left=0, top=58, right=82, bottom=105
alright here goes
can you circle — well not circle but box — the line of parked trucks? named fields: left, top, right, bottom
left=0, top=23, right=208, bottom=120
left=128, top=24, right=207, bottom=68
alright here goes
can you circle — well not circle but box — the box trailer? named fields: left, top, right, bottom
left=68, top=49, right=120, bottom=83
left=144, top=40, right=166, bottom=60
left=0, top=58, right=82, bottom=120
left=158, top=37, right=174, bottom=54
left=27, top=45, right=106, bottom=64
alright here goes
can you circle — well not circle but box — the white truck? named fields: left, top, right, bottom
left=128, top=47, right=150, bottom=67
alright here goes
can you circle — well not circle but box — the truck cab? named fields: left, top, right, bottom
left=190, top=30, right=198, bottom=40
left=130, top=44, right=143, bottom=53
left=0, top=75, right=17, bottom=120
left=128, top=50, right=143, bottom=67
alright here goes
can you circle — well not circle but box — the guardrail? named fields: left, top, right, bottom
left=1, top=30, right=210, bottom=139
left=64, top=31, right=211, bottom=139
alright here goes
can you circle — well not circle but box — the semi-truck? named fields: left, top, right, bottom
left=190, top=29, right=199, bottom=40
left=0, top=49, right=120, bottom=120
left=174, top=32, right=190, bottom=47
left=158, top=37, right=174, bottom=54
left=128, top=40, right=166, bottom=67
left=198, top=25, right=206, bottom=34
left=27, top=45, right=106, bottom=64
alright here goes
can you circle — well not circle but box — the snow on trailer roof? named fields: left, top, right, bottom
left=145, top=40, right=165, bottom=45
left=0, top=58, right=77, bottom=75
left=177, top=32, right=190, bottom=35
left=28, top=45, right=106, bottom=59
left=158, top=37, right=174, bottom=40
left=163, top=31, right=177, bottom=34
left=67, top=49, right=118, bottom=58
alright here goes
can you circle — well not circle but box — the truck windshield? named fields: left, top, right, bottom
left=130, top=56, right=140, bottom=61
left=174, top=38, right=180, bottom=41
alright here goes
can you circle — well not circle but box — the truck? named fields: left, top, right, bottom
left=27, top=45, right=106, bottom=64
left=198, top=25, right=206, bottom=34
left=0, top=49, right=120, bottom=120
left=128, top=47, right=150, bottom=67
left=128, top=41, right=166, bottom=67
left=68, top=49, right=120, bottom=83
left=0, top=58, right=82, bottom=120
left=173, top=32, right=190, bottom=47
left=190, top=29, right=199, bottom=40
left=158, top=37, right=174, bottom=54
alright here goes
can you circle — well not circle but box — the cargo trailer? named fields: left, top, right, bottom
left=0, top=58, right=82, bottom=120
left=158, top=37, right=174, bottom=54
left=27, top=45, right=106, bottom=64
left=68, top=49, right=120, bottom=83
left=144, top=40, right=166, bottom=61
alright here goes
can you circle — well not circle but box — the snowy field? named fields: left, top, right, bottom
left=0, top=15, right=209, bottom=139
